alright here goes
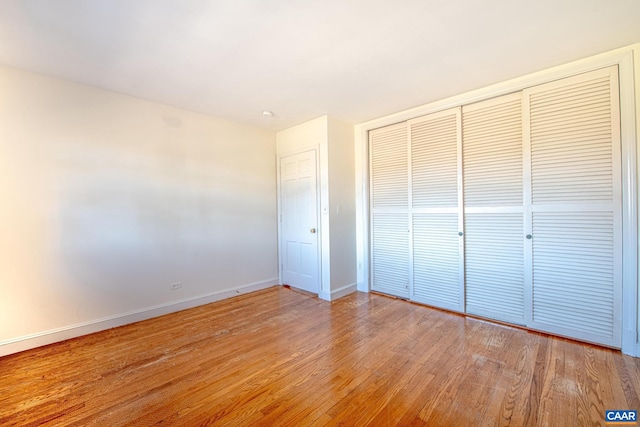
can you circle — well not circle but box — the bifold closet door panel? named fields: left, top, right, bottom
left=371, top=213, right=410, bottom=298
left=462, top=93, right=525, bottom=324
left=413, top=213, right=460, bottom=310
left=370, top=123, right=408, bottom=209
left=525, top=66, right=622, bottom=347
left=409, top=108, right=464, bottom=312
left=369, top=123, right=410, bottom=298
left=531, top=212, right=616, bottom=341
left=464, top=213, right=524, bottom=323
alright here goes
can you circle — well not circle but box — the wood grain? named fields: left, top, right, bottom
left=1, top=286, right=639, bottom=426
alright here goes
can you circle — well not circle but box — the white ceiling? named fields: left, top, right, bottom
left=0, top=0, right=639, bottom=131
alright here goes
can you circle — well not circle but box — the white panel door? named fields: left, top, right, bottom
left=280, top=150, right=319, bottom=294
left=369, top=123, right=409, bottom=298
left=409, top=108, right=464, bottom=312
left=462, top=93, right=525, bottom=324
left=524, top=66, right=622, bottom=347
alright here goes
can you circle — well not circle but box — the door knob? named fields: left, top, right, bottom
left=310, top=228, right=316, bottom=233
left=526, top=234, right=532, bottom=239
left=458, top=231, right=464, bottom=236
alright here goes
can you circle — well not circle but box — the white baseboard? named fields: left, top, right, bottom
left=318, top=283, right=357, bottom=301
left=0, top=278, right=279, bottom=357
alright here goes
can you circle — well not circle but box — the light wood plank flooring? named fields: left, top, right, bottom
left=1, top=286, right=639, bottom=426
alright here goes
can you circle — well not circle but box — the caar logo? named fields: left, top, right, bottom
left=606, top=410, right=637, bottom=423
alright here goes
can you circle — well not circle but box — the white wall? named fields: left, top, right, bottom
left=276, top=116, right=327, bottom=154
left=327, top=117, right=356, bottom=293
left=0, top=66, right=278, bottom=355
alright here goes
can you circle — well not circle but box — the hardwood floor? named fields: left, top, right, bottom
left=1, top=286, right=639, bottom=426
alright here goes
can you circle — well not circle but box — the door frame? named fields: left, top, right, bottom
left=355, top=45, right=639, bottom=356
left=277, top=147, right=322, bottom=294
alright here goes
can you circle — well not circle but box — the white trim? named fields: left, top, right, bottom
left=0, top=278, right=279, bottom=357
left=355, top=43, right=639, bottom=356
left=318, top=283, right=357, bottom=301
left=356, top=122, right=370, bottom=292
left=407, top=116, right=414, bottom=302
left=277, top=145, right=321, bottom=158
left=522, top=83, right=534, bottom=328
left=620, top=51, right=638, bottom=356
left=277, top=151, right=283, bottom=285
left=455, top=106, right=465, bottom=313
left=318, top=290, right=331, bottom=300
left=319, top=141, right=331, bottom=296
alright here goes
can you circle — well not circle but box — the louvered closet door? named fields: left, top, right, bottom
left=409, top=108, right=464, bottom=312
left=370, top=123, right=410, bottom=298
left=462, top=93, right=525, bottom=324
left=524, top=66, right=622, bottom=347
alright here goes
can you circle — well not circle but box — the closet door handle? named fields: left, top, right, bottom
left=526, top=234, right=532, bottom=239
left=458, top=231, right=464, bottom=236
